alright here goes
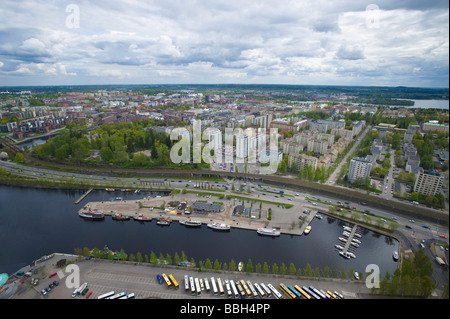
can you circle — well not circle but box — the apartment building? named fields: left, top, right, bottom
left=414, top=169, right=444, bottom=196
left=288, top=153, right=318, bottom=171
left=348, top=157, right=373, bottom=182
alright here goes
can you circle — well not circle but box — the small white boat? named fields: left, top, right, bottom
left=354, top=233, right=362, bottom=238
left=347, top=252, right=356, bottom=258
left=339, top=251, right=350, bottom=259
left=351, top=242, right=360, bottom=248
left=393, top=250, right=399, bottom=261
left=352, top=238, right=361, bottom=244
left=335, top=244, right=344, bottom=250
left=207, top=222, right=231, bottom=231
left=257, top=228, right=281, bottom=236
left=338, top=237, right=347, bottom=242
left=354, top=271, right=360, bottom=280
left=304, top=225, right=311, bottom=235
left=315, top=214, right=323, bottom=220
left=343, top=226, right=352, bottom=232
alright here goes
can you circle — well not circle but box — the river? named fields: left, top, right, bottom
left=0, top=185, right=398, bottom=277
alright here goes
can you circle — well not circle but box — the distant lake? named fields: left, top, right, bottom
left=406, top=100, right=449, bottom=109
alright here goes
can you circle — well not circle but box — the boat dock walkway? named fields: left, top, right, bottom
left=75, top=188, right=93, bottom=204
left=299, top=210, right=317, bottom=235
left=342, top=225, right=358, bottom=253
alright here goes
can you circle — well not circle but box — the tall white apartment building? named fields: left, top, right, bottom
left=348, top=157, right=372, bottom=182
left=236, top=133, right=248, bottom=160
left=414, top=170, right=444, bottom=196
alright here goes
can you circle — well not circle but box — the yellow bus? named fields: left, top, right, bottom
left=326, top=290, right=338, bottom=299
left=161, top=273, right=172, bottom=288
left=295, top=285, right=311, bottom=299
left=279, top=283, right=296, bottom=299
left=168, top=274, right=179, bottom=289
left=240, top=280, right=252, bottom=298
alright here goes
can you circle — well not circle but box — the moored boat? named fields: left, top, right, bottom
left=335, top=244, right=344, bottom=250
left=303, top=225, right=311, bottom=235
left=393, top=250, right=399, bottom=261
left=338, top=237, right=347, bottom=242
left=179, top=218, right=202, bottom=227
left=257, top=228, right=281, bottom=236
left=157, top=220, right=170, bottom=226
left=79, top=209, right=105, bottom=220
left=343, top=226, right=352, bottom=232
left=352, top=238, right=361, bottom=244
left=354, top=271, right=360, bottom=280
left=347, top=252, right=356, bottom=258
left=339, top=251, right=351, bottom=259
left=133, top=214, right=152, bottom=222
left=315, top=214, right=323, bottom=220
left=207, top=222, right=231, bottom=231
left=351, top=242, right=360, bottom=248
left=112, top=213, right=130, bottom=221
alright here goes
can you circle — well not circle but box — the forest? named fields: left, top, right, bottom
left=30, top=120, right=188, bottom=168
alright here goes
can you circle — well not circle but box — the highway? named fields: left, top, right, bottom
left=1, top=159, right=448, bottom=291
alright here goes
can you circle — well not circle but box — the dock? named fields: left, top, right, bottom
left=299, top=210, right=317, bottom=235
left=342, top=225, right=358, bottom=253
left=75, top=188, right=93, bottom=204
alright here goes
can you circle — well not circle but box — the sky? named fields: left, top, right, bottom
left=0, top=0, right=448, bottom=88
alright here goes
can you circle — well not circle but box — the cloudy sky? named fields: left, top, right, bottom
left=0, top=0, right=448, bottom=87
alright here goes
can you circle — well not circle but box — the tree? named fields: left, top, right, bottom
left=150, top=251, right=158, bottom=264
left=204, top=258, right=212, bottom=269
left=229, top=259, right=236, bottom=272
left=304, top=264, right=313, bottom=277
left=246, top=259, right=254, bottom=273
left=280, top=262, right=287, bottom=275
left=165, top=253, right=172, bottom=265
left=289, top=263, right=297, bottom=276
left=173, top=252, right=180, bottom=265
left=262, top=262, right=269, bottom=274
left=272, top=263, right=279, bottom=274
left=214, top=259, right=221, bottom=271
left=136, top=252, right=143, bottom=263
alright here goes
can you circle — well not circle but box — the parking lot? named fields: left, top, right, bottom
left=10, top=255, right=369, bottom=299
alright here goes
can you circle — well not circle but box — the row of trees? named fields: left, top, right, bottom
left=76, top=247, right=365, bottom=280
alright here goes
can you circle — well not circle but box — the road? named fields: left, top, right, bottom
left=326, top=125, right=371, bottom=185
left=2, top=159, right=448, bottom=294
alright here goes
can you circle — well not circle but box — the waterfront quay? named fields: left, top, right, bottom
left=78, top=192, right=318, bottom=236
left=7, top=253, right=369, bottom=300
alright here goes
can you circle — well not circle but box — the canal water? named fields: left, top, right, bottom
left=0, top=185, right=398, bottom=277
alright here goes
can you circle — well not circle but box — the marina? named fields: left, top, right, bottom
left=0, top=185, right=399, bottom=277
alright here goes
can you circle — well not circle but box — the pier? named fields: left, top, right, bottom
left=299, top=210, right=317, bottom=235
left=342, top=225, right=358, bottom=253
left=75, top=188, right=93, bottom=204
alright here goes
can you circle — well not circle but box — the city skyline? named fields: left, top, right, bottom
left=0, top=0, right=448, bottom=88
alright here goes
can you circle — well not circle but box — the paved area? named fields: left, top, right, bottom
left=9, top=254, right=370, bottom=299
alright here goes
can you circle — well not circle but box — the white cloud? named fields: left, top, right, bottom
left=0, top=0, right=448, bottom=87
